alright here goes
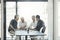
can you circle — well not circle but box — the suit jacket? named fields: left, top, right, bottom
left=35, top=20, right=46, bottom=33
left=8, top=19, right=17, bottom=32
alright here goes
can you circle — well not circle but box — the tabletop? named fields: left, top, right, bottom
left=15, top=30, right=46, bottom=36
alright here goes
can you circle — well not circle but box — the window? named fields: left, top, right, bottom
left=6, top=2, right=48, bottom=37
left=6, top=2, right=16, bottom=38
left=6, top=1, right=48, bottom=40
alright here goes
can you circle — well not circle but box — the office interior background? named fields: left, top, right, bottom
left=0, top=0, right=60, bottom=40
left=6, top=2, right=48, bottom=40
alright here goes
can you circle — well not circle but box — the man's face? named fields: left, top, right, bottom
left=32, top=16, right=35, bottom=21
left=36, top=18, right=39, bottom=21
left=16, top=16, right=19, bottom=21
left=21, top=17, right=24, bottom=22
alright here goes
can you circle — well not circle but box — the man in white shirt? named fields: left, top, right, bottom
left=29, top=15, right=37, bottom=40
left=19, top=17, right=27, bottom=40
left=29, top=15, right=37, bottom=30
left=19, top=17, right=27, bottom=30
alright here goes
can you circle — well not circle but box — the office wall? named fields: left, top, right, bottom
left=54, top=0, right=60, bottom=40
left=48, top=0, right=53, bottom=40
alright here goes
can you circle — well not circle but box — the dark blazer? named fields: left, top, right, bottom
left=35, top=20, right=46, bottom=33
left=8, top=19, right=17, bottom=32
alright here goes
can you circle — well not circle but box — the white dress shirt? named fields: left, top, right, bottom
left=29, top=21, right=37, bottom=29
left=19, top=21, right=27, bottom=29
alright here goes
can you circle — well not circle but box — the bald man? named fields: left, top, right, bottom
left=19, top=17, right=27, bottom=30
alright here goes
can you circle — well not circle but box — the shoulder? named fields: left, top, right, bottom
left=10, top=19, right=14, bottom=22
left=40, top=20, right=45, bottom=25
left=39, top=20, right=44, bottom=24
left=10, top=19, right=14, bottom=24
left=11, top=19, right=15, bottom=21
left=40, top=20, right=44, bottom=22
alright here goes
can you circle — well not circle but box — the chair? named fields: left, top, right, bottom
left=9, top=31, right=15, bottom=40
left=30, top=27, right=46, bottom=40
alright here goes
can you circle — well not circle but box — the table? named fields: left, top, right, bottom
left=15, top=30, right=46, bottom=40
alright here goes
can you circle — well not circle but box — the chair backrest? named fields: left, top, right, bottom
left=40, top=27, right=46, bottom=33
left=40, top=27, right=43, bottom=32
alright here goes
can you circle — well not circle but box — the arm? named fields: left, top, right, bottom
left=35, top=20, right=45, bottom=31
left=29, top=23, right=35, bottom=30
left=29, top=23, right=32, bottom=29
left=35, top=22, right=41, bottom=31
left=9, top=20, right=15, bottom=31
left=41, top=24, right=46, bottom=33
left=40, top=21, right=46, bottom=33
left=9, top=24, right=15, bottom=31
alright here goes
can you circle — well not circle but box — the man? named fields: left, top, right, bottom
left=19, top=17, right=27, bottom=30
left=29, top=15, right=37, bottom=30
left=35, top=15, right=46, bottom=33
left=8, top=15, right=19, bottom=34
left=8, top=15, right=19, bottom=40
left=19, top=17, right=27, bottom=40
left=29, top=15, right=37, bottom=40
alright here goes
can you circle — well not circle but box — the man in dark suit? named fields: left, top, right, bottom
left=8, top=15, right=19, bottom=33
left=31, top=15, right=46, bottom=40
left=8, top=15, right=19, bottom=40
left=35, top=15, right=46, bottom=33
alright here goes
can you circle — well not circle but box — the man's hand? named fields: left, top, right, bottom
left=20, top=26, right=26, bottom=30
left=29, top=26, right=36, bottom=30
left=10, top=30, right=15, bottom=34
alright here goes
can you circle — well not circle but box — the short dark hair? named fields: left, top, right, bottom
left=14, top=15, right=19, bottom=19
left=36, top=15, right=40, bottom=19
